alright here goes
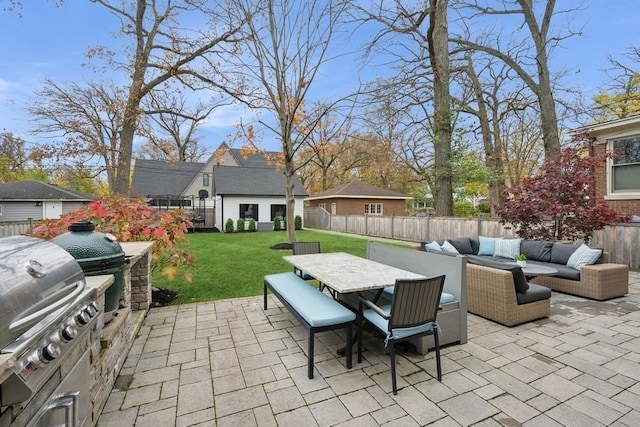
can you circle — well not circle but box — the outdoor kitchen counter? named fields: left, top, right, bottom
left=86, top=274, right=115, bottom=297
left=0, top=354, right=14, bottom=385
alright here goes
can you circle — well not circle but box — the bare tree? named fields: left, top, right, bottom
left=137, top=90, right=215, bottom=162
left=229, top=0, right=348, bottom=243
left=454, top=0, right=581, bottom=160
left=593, top=48, right=640, bottom=120
left=88, top=0, right=250, bottom=195
left=29, top=79, right=125, bottom=188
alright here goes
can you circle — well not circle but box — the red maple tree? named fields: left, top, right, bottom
left=498, top=146, right=629, bottom=243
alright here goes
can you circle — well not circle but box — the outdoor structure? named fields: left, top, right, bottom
left=130, top=143, right=308, bottom=230
left=0, top=180, right=94, bottom=222
left=305, top=181, right=411, bottom=216
left=581, top=114, right=640, bottom=216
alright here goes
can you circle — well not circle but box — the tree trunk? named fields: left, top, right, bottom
left=429, top=0, right=453, bottom=216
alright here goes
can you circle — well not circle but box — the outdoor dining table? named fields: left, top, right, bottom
left=282, top=251, right=426, bottom=295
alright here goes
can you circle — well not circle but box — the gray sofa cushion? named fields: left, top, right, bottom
left=550, top=243, right=580, bottom=265
left=521, top=240, right=553, bottom=262
left=516, top=283, right=552, bottom=305
left=447, top=237, right=475, bottom=255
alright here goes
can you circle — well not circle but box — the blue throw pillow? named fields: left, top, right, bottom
left=477, top=236, right=496, bottom=256
left=566, top=244, right=602, bottom=269
left=423, top=240, right=443, bottom=252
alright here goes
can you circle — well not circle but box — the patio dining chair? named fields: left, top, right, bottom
left=292, top=241, right=321, bottom=286
left=358, top=275, right=446, bottom=395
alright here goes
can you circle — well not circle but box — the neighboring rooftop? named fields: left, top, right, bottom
left=0, top=180, right=95, bottom=201
left=306, top=181, right=411, bottom=201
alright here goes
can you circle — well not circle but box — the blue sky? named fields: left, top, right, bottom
left=0, top=1, right=639, bottom=155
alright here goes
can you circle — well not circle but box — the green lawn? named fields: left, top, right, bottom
left=152, top=230, right=377, bottom=304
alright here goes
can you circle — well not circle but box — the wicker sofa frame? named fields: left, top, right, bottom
left=530, top=252, right=629, bottom=300
left=467, top=263, right=550, bottom=327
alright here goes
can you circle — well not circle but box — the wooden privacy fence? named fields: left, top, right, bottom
left=0, top=220, right=33, bottom=238
left=303, top=207, right=640, bottom=269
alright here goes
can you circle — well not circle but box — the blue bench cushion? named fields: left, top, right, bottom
left=265, top=273, right=355, bottom=327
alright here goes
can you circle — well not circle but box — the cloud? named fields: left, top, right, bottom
left=201, top=104, right=254, bottom=129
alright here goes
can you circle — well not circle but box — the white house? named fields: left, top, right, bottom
left=130, top=143, right=308, bottom=230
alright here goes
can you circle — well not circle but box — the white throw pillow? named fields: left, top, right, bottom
left=566, top=244, right=602, bottom=269
left=441, top=240, right=460, bottom=254
left=494, top=238, right=522, bottom=259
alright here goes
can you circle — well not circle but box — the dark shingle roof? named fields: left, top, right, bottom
left=228, top=148, right=282, bottom=168
left=214, top=166, right=307, bottom=197
left=0, top=180, right=95, bottom=200
left=306, top=181, right=409, bottom=200
left=131, top=158, right=307, bottom=198
left=131, top=159, right=205, bottom=197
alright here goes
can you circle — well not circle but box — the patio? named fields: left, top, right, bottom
left=98, top=271, right=640, bottom=426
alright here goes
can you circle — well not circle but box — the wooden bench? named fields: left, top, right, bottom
left=263, top=272, right=355, bottom=379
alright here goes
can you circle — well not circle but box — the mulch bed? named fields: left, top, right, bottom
left=151, top=287, right=178, bottom=307
left=270, top=242, right=293, bottom=250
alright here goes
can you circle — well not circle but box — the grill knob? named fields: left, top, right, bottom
left=40, top=343, right=61, bottom=363
left=85, top=303, right=99, bottom=317
left=76, top=311, right=91, bottom=326
left=60, top=325, right=78, bottom=341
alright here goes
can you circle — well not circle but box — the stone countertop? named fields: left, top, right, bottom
left=86, top=274, right=115, bottom=297
left=121, top=242, right=154, bottom=266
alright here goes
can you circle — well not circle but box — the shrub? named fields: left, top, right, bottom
left=29, top=196, right=193, bottom=282
left=453, top=201, right=478, bottom=217
left=248, top=218, right=256, bottom=232
left=273, top=216, right=282, bottom=230
left=225, top=218, right=234, bottom=233
left=294, top=215, right=302, bottom=230
left=498, top=146, right=629, bottom=242
left=236, top=218, right=245, bottom=232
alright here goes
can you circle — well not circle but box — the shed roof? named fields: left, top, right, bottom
left=0, top=180, right=95, bottom=201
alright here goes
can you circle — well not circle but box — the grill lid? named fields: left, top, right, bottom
left=0, top=235, right=85, bottom=350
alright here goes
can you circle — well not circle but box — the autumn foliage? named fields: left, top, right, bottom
left=30, top=197, right=194, bottom=282
left=497, top=147, right=629, bottom=243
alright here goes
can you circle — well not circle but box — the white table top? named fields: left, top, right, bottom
left=519, top=264, right=558, bottom=276
left=283, top=252, right=426, bottom=294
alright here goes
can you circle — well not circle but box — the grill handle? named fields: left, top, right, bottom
left=9, top=281, right=86, bottom=332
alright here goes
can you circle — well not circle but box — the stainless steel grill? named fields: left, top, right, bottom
left=0, top=235, right=102, bottom=426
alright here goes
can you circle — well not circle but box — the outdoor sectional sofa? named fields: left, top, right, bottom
left=424, top=237, right=629, bottom=301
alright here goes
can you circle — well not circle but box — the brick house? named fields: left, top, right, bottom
left=305, top=181, right=411, bottom=216
left=580, top=115, right=640, bottom=217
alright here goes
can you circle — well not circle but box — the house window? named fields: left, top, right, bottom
left=270, top=204, right=286, bottom=220
left=318, top=203, right=327, bottom=210
left=364, top=203, right=382, bottom=215
left=240, top=204, right=258, bottom=220
left=0, top=205, right=2, bottom=215
left=610, top=136, right=640, bottom=194
left=203, top=173, right=210, bottom=187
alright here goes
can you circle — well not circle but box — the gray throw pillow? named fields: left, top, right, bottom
left=550, top=243, right=580, bottom=265
left=447, top=237, right=474, bottom=255
left=520, top=240, right=554, bottom=262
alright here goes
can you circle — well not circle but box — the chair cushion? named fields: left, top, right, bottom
left=363, top=305, right=436, bottom=343
left=550, top=243, right=580, bottom=265
left=477, top=236, right=496, bottom=256
left=494, top=238, right=522, bottom=259
left=566, top=244, right=602, bottom=269
left=520, top=240, right=553, bottom=262
left=516, top=283, right=552, bottom=305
